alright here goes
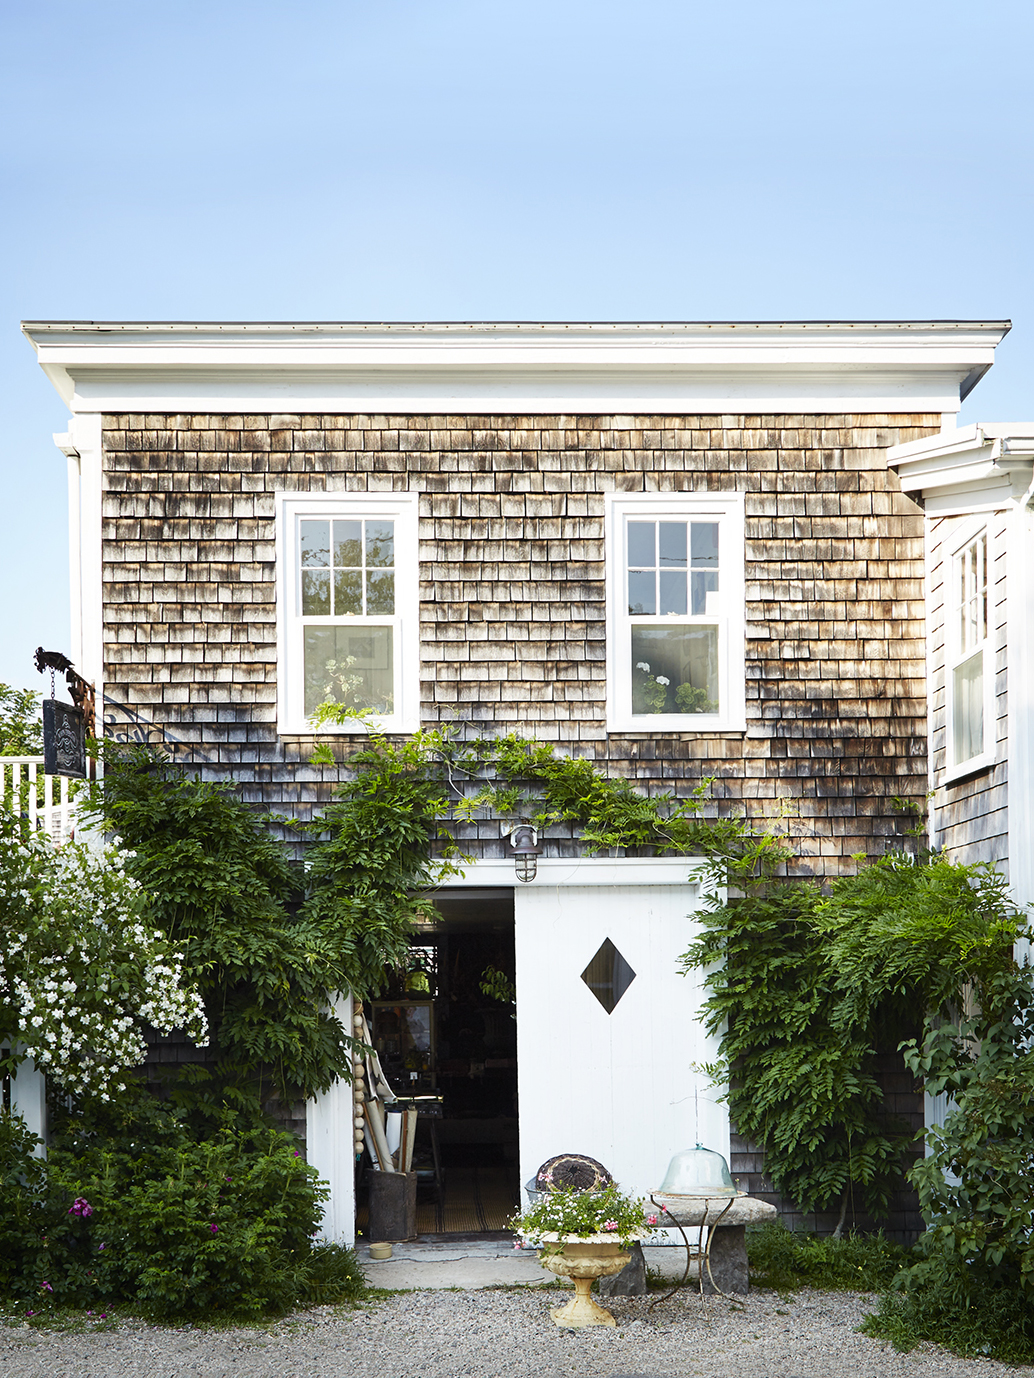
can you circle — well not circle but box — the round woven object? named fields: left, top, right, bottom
left=535, top=1153, right=613, bottom=1193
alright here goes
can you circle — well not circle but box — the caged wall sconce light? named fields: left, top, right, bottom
left=507, top=824, right=542, bottom=882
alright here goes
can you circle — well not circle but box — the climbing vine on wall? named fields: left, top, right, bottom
left=681, top=845, right=1030, bottom=1225
left=92, top=725, right=754, bottom=1106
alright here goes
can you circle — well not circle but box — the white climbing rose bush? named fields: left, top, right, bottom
left=0, top=813, right=208, bottom=1100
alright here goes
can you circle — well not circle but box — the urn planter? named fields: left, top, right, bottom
left=535, top=1233, right=640, bottom=1328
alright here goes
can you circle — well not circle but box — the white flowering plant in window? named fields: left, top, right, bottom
left=0, top=812, right=208, bottom=1102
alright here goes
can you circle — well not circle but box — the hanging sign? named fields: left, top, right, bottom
left=43, top=700, right=87, bottom=779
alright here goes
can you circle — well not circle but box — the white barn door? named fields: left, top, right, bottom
left=514, top=873, right=727, bottom=1203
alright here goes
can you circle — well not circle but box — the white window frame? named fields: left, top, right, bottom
left=275, top=491, right=420, bottom=735
left=942, top=519, right=996, bottom=780
left=605, top=492, right=746, bottom=734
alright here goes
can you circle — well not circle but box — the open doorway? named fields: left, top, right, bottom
left=359, top=888, right=518, bottom=1235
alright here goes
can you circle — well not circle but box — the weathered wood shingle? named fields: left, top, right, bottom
left=100, top=411, right=937, bottom=875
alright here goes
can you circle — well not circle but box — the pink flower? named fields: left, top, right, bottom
left=209, top=1224, right=219, bottom=1234
left=646, top=1214, right=658, bottom=1226
left=603, top=1220, right=619, bottom=1231
left=41, top=1281, right=53, bottom=1293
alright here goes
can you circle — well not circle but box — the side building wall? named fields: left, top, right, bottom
left=927, top=511, right=1010, bottom=869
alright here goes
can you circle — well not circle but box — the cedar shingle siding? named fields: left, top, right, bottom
left=101, top=410, right=937, bottom=875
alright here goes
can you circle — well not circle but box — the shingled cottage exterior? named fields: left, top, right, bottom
left=24, top=319, right=1009, bottom=1242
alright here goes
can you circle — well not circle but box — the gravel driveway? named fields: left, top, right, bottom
left=1, top=1287, right=1026, bottom=1378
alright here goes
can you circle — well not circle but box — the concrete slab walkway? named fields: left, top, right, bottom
left=358, top=1235, right=694, bottom=1290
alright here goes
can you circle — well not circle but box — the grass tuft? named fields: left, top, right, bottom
left=746, top=1221, right=908, bottom=1293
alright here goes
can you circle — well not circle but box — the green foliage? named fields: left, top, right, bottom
left=0, top=1113, right=66, bottom=1301
left=0, top=808, right=207, bottom=1099
left=861, top=963, right=1034, bottom=1364
left=674, top=682, right=718, bottom=714
left=513, top=1184, right=651, bottom=1251
left=86, top=749, right=353, bottom=1102
left=466, top=732, right=753, bottom=856
left=747, top=1221, right=908, bottom=1292
left=479, top=964, right=516, bottom=1007
left=0, top=1095, right=364, bottom=1320
left=300, top=725, right=465, bottom=1001
left=0, top=683, right=43, bottom=757
left=815, top=856, right=1023, bottom=1032
left=682, top=849, right=1028, bottom=1220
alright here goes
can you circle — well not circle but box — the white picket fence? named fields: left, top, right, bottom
left=0, top=756, right=77, bottom=841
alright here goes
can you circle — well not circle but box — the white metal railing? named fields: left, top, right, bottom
left=0, top=757, right=77, bottom=842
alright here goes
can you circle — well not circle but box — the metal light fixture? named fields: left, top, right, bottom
left=507, top=824, right=541, bottom=882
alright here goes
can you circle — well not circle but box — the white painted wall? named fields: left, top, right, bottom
left=513, top=879, right=725, bottom=1204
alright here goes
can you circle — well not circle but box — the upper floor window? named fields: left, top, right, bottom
left=605, top=493, right=745, bottom=733
left=276, top=492, right=419, bottom=734
left=947, top=525, right=993, bottom=774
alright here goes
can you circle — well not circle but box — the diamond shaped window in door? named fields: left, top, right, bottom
left=581, top=939, right=636, bottom=1013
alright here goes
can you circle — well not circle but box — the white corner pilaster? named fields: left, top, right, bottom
left=306, top=992, right=356, bottom=1245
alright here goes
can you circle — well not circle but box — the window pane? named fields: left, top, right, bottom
left=300, top=520, right=330, bottom=568
left=301, top=569, right=330, bottom=615
left=658, top=569, right=687, bottom=615
left=366, top=520, right=395, bottom=568
left=333, top=520, right=362, bottom=568
left=953, top=650, right=983, bottom=763
left=631, top=625, right=719, bottom=715
left=366, top=569, right=395, bottom=615
left=304, top=625, right=394, bottom=717
left=658, top=522, right=687, bottom=567
left=627, top=522, right=656, bottom=569
left=690, top=570, right=719, bottom=615
left=334, top=570, right=362, bottom=615
left=691, top=522, right=719, bottom=566
left=628, top=570, right=656, bottom=615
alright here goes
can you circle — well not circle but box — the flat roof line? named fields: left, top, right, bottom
left=21, top=318, right=1013, bottom=331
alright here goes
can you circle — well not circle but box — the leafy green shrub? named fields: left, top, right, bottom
left=86, top=751, right=353, bottom=1103
left=0, top=1114, right=69, bottom=1302
left=861, top=964, right=1034, bottom=1364
left=747, top=1221, right=908, bottom=1293
left=1, top=1095, right=364, bottom=1320
left=683, top=850, right=1029, bottom=1222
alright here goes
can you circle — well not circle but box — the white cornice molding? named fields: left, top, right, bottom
left=887, top=423, right=1034, bottom=516
left=22, top=319, right=1010, bottom=417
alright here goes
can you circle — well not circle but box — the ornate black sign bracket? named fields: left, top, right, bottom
left=35, top=648, right=95, bottom=777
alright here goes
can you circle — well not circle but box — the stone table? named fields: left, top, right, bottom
left=648, top=1192, right=777, bottom=1295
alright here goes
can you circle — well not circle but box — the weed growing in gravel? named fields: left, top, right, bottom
left=746, top=1222, right=909, bottom=1293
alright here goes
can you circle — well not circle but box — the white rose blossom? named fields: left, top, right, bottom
left=0, top=823, right=208, bottom=1101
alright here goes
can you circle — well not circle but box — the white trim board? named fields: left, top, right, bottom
left=436, top=856, right=708, bottom=889
left=24, top=320, right=1008, bottom=418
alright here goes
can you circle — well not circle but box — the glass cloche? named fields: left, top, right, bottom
left=657, top=1144, right=738, bottom=1197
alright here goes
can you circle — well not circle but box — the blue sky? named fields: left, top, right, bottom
left=1, top=0, right=1032, bottom=695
